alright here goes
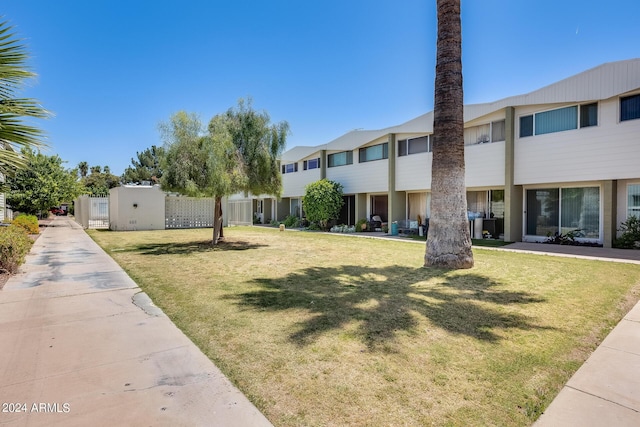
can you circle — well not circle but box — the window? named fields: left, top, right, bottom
left=398, top=139, right=407, bottom=156
left=465, top=121, right=505, bottom=145
left=464, top=124, right=490, bottom=145
left=290, top=198, right=300, bottom=217
left=580, top=103, right=598, bottom=127
left=281, top=163, right=298, bottom=174
left=408, top=136, right=429, bottom=154
left=521, top=104, right=598, bottom=138
left=328, top=151, right=353, bottom=167
left=535, top=106, right=577, bottom=135
left=526, top=187, right=600, bottom=239
left=628, top=184, right=640, bottom=219
left=398, top=136, right=430, bottom=156
left=621, top=94, right=640, bottom=122
left=520, top=115, right=533, bottom=137
left=560, top=187, right=600, bottom=238
left=491, top=120, right=506, bottom=142
left=303, top=158, right=320, bottom=170
left=359, top=143, right=388, bottom=163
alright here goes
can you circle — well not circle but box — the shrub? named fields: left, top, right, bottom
left=614, top=216, right=640, bottom=249
left=12, top=214, right=40, bottom=234
left=303, top=179, right=344, bottom=230
left=355, top=218, right=368, bottom=232
left=282, top=215, right=300, bottom=228
left=0, top=225, right=33, bottom=273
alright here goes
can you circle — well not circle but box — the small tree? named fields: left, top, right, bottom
left=8, top=149, right=83, bottom=215
left=81, top=168, right=120, bottom=196
left=161, top=99, right=288, bottom=245
left=161, top=112, right=239, bottom=244
left=303, top=179, right=344, bottom=230
left=121, top=145, right=165, bottom=184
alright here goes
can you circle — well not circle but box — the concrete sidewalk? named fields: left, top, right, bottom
left=0, top=217, right=272, bottom=427
left=505, top=244, right=640, bottom=426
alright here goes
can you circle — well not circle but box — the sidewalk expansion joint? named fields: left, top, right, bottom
left=600, top=343, right=640, bottom=357
left=565, top=385, right=640, bottom=413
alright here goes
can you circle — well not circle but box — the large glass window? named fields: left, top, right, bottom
left=535, top=106, right=577, bottom=135
left=526, top=187, right=600, bottom=239
left=521, top=104, right=596, bottom=138
left=628, top=184, right=640, bottom=219
left=327, top=151, right=353, bottom=167
left=526, top=189, right=559, bottom=236
left=290, top=198, right=300, bottom=217
left=359, top=143, right=388, bottom=163
left=621, top=94, right=640, bottom=122
left=560, top=187, right=600, bottom=238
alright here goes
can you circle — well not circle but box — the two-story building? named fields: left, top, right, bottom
left=230, top=59, right=640, bottom=247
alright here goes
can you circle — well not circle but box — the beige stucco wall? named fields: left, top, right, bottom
left=109, top=185, right=166, bottom=231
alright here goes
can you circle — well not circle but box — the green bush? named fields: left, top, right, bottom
left=282, top=215, right=300, bottom=228
left=12, top=214, right=39, bottom=234
left=303, top=179, right=344, bottom=230
left=355, top=218, right=368, bottom=232
left=614, top=216, right=640, bottom=249
left=0, top=225, right=33, bottom=273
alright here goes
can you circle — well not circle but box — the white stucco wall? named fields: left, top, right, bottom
left=109, top=185, right=166, bottom=231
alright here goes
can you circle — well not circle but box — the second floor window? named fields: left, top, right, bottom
left=303, top=158, right=320, bottom=170
left=359, top=143, right=388, bottom=163
left=398, top=136, right=430, bottom=156
left=281, top=163, right=298, bottom=174
left=520, top=103, right=597, bottom=138
left=328, top=151, right=353, bottom=167
left=621, top=94, right=640, bottom=122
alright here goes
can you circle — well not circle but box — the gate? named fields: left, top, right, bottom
left=74, top=195, right=109, bottom=229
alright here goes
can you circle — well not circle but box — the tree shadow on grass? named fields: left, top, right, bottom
left=230, top=265, right=553, bottom=350
left=129, top=239, right=268, bottom=255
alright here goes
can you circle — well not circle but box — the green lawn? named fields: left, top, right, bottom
left=89, top=226, right=640, bottom=426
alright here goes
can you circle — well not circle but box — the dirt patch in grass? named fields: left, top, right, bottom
left=89, top=227, right=640, bottom=426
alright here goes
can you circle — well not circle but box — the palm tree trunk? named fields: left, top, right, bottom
left=424, top=0, right=474, bottom=269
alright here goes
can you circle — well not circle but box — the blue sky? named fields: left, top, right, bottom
left=5, top=1, right=640, bottom=176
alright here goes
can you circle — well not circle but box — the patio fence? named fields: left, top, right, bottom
left=165, top=196, right=214, bottom=229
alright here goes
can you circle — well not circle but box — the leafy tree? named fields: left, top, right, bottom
left=0, top=20, right=50, bottom=176
left=424, top=0, right=474, bottom=269
left=81, top=165, right=119, bottom=196
left=78, top=161, right=88, bottom=177
left=7, top=149, right=82, bottom=215
left=161, top=112, right=239, bottom=244
left=161, top=99, right=288, bottom=245
left=222, top=98, right=288, bottom=197
left=303, top=179, right=344, bottom=230
left=121, top=145, right=165, bottom=184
